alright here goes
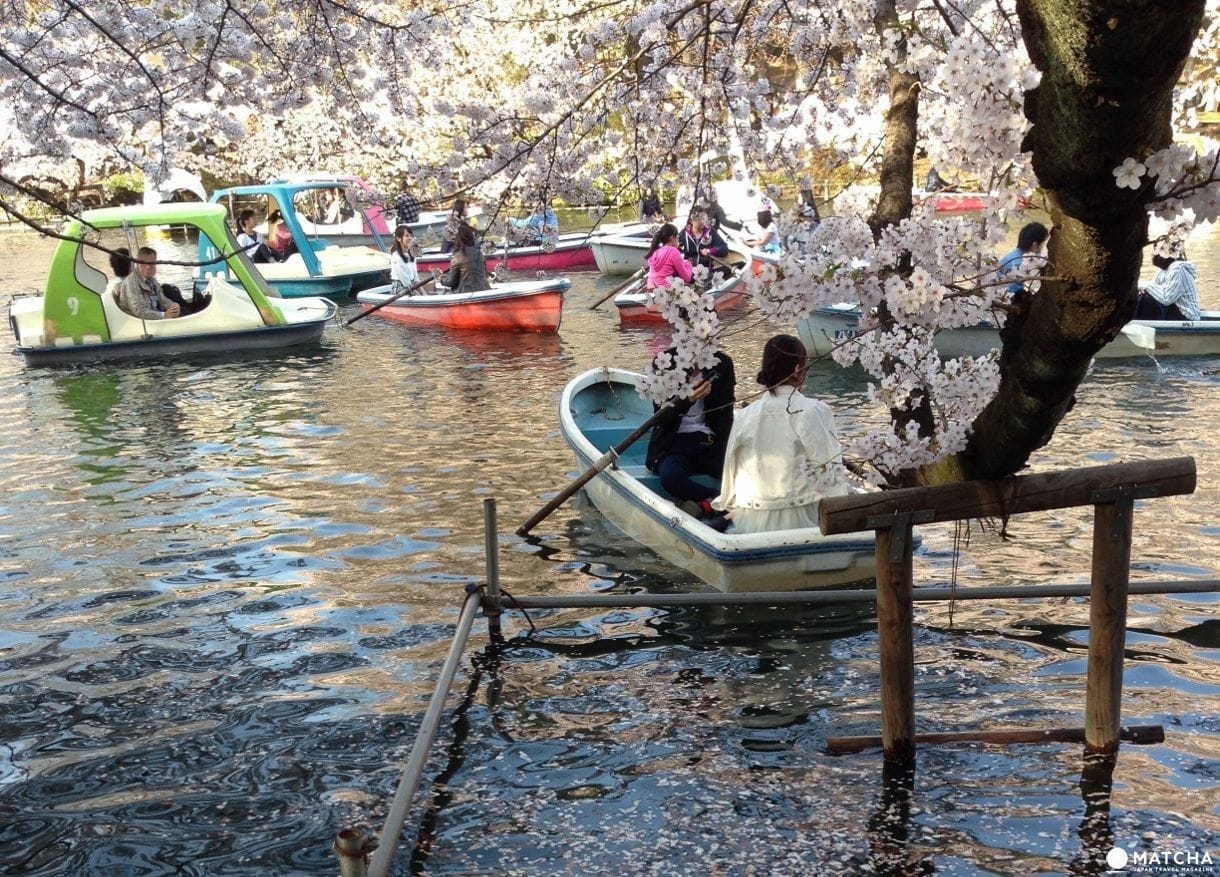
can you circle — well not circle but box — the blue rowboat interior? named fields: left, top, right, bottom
left=560, top=367, right=889, bottom=592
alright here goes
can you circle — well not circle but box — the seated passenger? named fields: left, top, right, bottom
left=748, top=209, right=781, bottom=254
left=679, top=210, right=730, bottom=276
left=440, top=199, right=470, bottom=255
left=390, top=225, right=420, bottom=295
left=236, top=209, right=278, bottom=263
left=265, top=210, right=297, bottom=261
left=645, top=223, right=693, bottom=291
left=715, top=335, right=850, bottom=534
left=785, top=203, right=820, bottom=255
left=1135, top=245, right=1199, bottom=321
left=117, top=246, right=180, bottom=320
left=393, top=187, right=423, bottom=225
left=106, top=247, right=133, bottom=302
left=995, top=221, right=1049, bottom=299
left=510, top=202, right=559, bottom=243
left=640, top=185, right=665, bottom=223
left=443, top=223, right=490, bottom=293
left=323, top=187, right=345, bottom=225
left=924, top=166, right=950, bottom=192
left=645, top=347, right=736, bottom=522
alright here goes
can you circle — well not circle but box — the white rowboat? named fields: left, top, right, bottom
left=560, top=367, right=884, bottom=592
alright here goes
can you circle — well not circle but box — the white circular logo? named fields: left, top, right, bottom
left=1106, top=846, right=1129, bottom=869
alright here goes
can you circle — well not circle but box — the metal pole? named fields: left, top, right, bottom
left=483, top=498, right=503, bottom=637
left=334, top=828, right=369, bottom=877
left=502, top=579, right=1218, bottom=610
left=366, top=588, right=481, bottom=877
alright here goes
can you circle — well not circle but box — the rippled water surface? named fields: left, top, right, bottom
left=0, top=221, right=1217, bottom=876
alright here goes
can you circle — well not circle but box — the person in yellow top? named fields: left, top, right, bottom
left=715, top=334, right=850, bottom=533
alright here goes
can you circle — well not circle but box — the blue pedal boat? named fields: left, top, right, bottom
left=208, top=182, right=390, bottom=298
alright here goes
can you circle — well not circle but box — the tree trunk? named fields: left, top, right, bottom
left=956, top=0, right=1206, bottom=480
left=869, top=1, right=933, bottom=485
left=868, top=0, right=917, bottom=235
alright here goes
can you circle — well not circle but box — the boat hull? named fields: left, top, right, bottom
left=560, top=368, right=880, bottom=592
left=256, top=265, right=389, bottom=299
left=355, top=280, right=567, bottom=332
left=12, top=302, right=335, bottom=366
left=591, top=234, right=650, bottom=275
left=915, top=191, right=991, bottom=213
left=615, top=288, right=746, bottom=323
left=797, top=306, right=1220, bottom=360
left=417, top=240, right=595, bottom=274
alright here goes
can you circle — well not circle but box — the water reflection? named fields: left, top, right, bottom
left=1071, top=754, right=1118, bottom=876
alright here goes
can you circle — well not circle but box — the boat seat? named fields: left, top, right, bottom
left=614, top=464, right=718, bottom=505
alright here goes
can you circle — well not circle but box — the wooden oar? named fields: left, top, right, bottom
left=516, top=398, right=676, bottom=537
left=344, top=274, right=437, bottom=326
left=589, top=267, right=646, bottom=310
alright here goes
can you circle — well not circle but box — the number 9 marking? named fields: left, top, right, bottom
left=67, top=296, right=80, bottom=316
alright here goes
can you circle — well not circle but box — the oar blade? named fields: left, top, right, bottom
left=1120, top=322, right=1157, bottom=350
left=590, top=266, right=646, bottom=310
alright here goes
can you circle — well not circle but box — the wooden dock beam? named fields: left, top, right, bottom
left=826, top=724, right=1166, bottom=755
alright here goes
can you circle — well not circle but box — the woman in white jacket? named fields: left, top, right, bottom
left=715, top=334, right=850, bottom=533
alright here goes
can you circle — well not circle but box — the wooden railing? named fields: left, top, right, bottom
left=818, top=456, right=1198, bottom=761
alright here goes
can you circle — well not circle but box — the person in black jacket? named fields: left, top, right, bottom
left=679, top=210, right=730, bottom=276
left=645, top=349, right=736, bottom=520
left=704, top=188, right=743, bottom=234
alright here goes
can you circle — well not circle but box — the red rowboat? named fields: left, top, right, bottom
left=913, top=191, right=992, bottom=213
left=355, top=278, right=569, bottom=333
left=614, top=250, right=752, bottom=324
left=415, top=223, right=652, bottom=274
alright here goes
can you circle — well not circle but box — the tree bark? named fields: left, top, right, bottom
left=869, top=1, right=934, bottom=485
left=956, top=0, right=1206, bottom=480
left=869, top=0, right=918, bottom=235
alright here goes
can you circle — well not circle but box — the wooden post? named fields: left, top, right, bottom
left=870, top=512, right=923, bottom=762
left=1086, top=488, right=1138, bottom=753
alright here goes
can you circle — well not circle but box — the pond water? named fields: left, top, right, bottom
left=0, top=219, right=1217, bottom=876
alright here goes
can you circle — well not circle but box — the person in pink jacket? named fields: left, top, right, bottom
left=645, top=223, right=693, bottom=290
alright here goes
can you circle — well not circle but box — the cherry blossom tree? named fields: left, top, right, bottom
left=2, top=0, right=1218, bottom=484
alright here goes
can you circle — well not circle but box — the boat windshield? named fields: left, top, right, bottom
left=295, top=186, right=355, bottom=227
left=217, top=225, right=282, bottom=299
left=77, top=223, right=210, bottom=296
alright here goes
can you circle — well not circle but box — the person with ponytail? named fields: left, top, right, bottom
left=644, top=222, right=692, bottom=291
left=714, top=334, right=850, bottom=534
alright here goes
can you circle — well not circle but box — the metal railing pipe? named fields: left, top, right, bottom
left=366, top=588, right=481, bottom=877
left=503, top=579, right=1219, bottom=610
